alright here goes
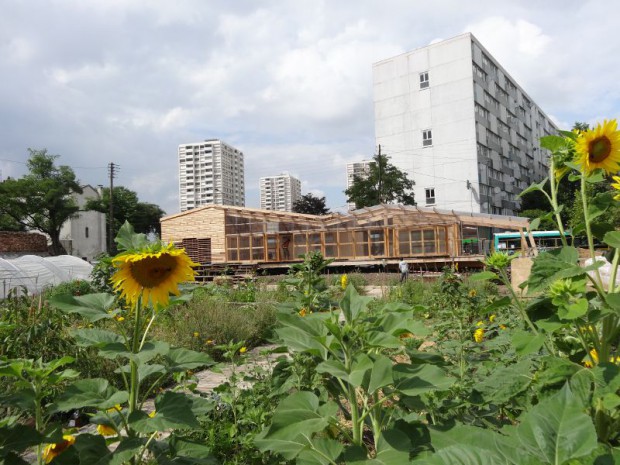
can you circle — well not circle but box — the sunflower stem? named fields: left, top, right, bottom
left=548, top=158, right=568, bottom=247
left=581, top=174, right=604, bottom=290
left=129, top=298, right=142, bottom=418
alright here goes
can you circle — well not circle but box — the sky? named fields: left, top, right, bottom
left=1, top=0, right=619, bottom=216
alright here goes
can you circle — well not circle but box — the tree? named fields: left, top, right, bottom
left=0, top=149, right=82, bottom=255
left=85, top=186, right=165, bottom=242
left=292, top=193, right=330, bottom=215
left=344, top=152, right=415, bottom=209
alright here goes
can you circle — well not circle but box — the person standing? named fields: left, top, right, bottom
left=399, top=259, right=409, bottom=283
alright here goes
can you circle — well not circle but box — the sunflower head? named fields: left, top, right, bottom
left=110, top=223, right=198, bottom=308
left=42, top=435, right=76, bottom=463
left=574, top=119, right=620, bottom=175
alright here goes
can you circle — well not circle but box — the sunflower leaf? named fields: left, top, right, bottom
left=114, top=221, right=149, bottom=252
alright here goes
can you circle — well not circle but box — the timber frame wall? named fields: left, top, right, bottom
left=161, top=204, right=530, bottom=266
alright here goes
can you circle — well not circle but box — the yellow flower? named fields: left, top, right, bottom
left=149, top=410, right=156, bottom=418
left=400, top=332, right=414, bottom=339
left=239, top=347, right=247, bottom=354
left=205, top=339, right=214, bottom=345
left=97, top=424, right=116, bottom=436
left=193, top=332, right=200, bottom=338
left=476, top=320, right=484, bottom=327
left=584, top=349, right=599, bottom=368
left=110, top=243, right=198, bottom=308
left=489, top=314, right=496, bottom=323
left=468, top=289, right=477, bottom=298
left=340, top=274, right=348, bottom=290
left=499, top=324, right=507, bottom=330
left=42, top=435, right=76, bottom=463
left=574, top=119, right=620, bottom=175
left=108, top=404, right=122, bottom=413
left=474, top=328, right=484, bottom=343
left=612, top=176, right=620, bottom=201
left=115, top=316, right=125, bottom=322
left=299, top=308, right=308, bottom=317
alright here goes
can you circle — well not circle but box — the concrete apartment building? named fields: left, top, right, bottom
left=346, top=160, right=372, bottom=210
left=178, top=139, right=245, bottom=212
left=259, top=173, right=302, bottom=212
left=373, top=32, right=558, bottom=215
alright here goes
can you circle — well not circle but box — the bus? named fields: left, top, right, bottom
left=493, top=230, right=570, bottom=254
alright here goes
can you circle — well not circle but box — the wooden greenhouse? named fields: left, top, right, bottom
left=160, top=204, right=530, bottom=270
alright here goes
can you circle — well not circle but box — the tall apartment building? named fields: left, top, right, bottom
left=178, top=139, right=245, bottom=212
left=259, top=173, right=302, bottom=212
left=373, top=33, right=558, bottom=215
left=346, top=160, right=372, bottom=210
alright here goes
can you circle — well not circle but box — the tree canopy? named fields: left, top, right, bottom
left=0, top=149, right=82, bottom=255
left=292, top=193, right=330, bottom=215
left=344, top=153, right=415, bottom=209
left=85, top=186, right=165, bottom=245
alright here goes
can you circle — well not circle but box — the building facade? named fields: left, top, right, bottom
left=259, top=173, right=302, bottom=212
left=178, top=139, right=245, bottom=212
left=346, top=161, right=372, bottom=210
left=373, top=33, right=558, bottom=215
left=59, top=185, right=107, bottom=262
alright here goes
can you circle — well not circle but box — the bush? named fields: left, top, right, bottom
left=155, top=292, right=276, bottom=360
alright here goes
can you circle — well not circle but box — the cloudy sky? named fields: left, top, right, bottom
left=1, top=0, right=618, bottom=215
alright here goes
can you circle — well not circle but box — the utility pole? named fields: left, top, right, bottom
left=107, top=162, right=118, bottom=253
left=377, top=145, right=383, bottom=204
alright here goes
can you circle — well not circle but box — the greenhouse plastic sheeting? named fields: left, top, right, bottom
left=0, top=255, right=93, bottom=299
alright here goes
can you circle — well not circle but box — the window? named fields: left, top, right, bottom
left=85, top=227, right=89, bottom=238
left=484, top=92, right=500, bottom=110
left=425, top=188, right=435, bottom=205
left=419, top=71, right=429, bottom=89
left=475, top=103, right=489, bottom=121
left=422, top=129, right=433, bottom=147
left=486, top=129, right=501, bottom=146
left=472, top=63, right=487, bottom=81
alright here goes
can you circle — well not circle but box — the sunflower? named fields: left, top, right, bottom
left=42, top=435, right=76, bottom=463
left=611, top=176, right=620, bottom=201
left=473, top=328, right=484, bottom=343
left=97, top=424, right=117, bottom=436
left=574, top=119, right=620, bottom=175
left=111, top=243, right=198, bottom=308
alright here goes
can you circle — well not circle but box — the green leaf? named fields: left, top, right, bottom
left=540, top=135, right=568, bottom=152
left=417, top=444, right=508, bottom=465
left=130, top=391, right=200, bottom=432
left=0, top=425, right=43, bottom=454
left=168, top=437, right=217, bottom=463
left=258, top=391, right=334, bottom=441
left=588, top=192, right=613, bottom=222
left=511, top=330, right=546, bottom=355
left=473, top=360, right=533, bottom=404
left=469, top=271, right=498, bottom=282
left=604, top=231, right=620, bottom=249
left=52, top=379, right=129, bottom=412
left=165, top=348, right=215, bottom=372
left=529, top=217, right=541, bottom=231
left=114, top=221, right=149, bottom=252
left=340, top=285, right=373, bottom=324
left=71, top=328, right=124, bottom=347
left=50, top=293, right=117, bottom=322
left=368, top=355, right=394, bottom=395
left=558, top=297, right=588, bottom=320
left=526, top=247, right=583, bottom=294
left=516, top=384, right=597, bottom=464
left=518, top=178, right=548, bottom=198
left=393, top=364, right=454, bottom=396
left=297, top=438, right=344, bottom=465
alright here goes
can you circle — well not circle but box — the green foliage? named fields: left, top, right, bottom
left=156, top=289, right=276, bottom=358
left=89, top=253, right=115, bottom=293
left=292, top=193, right=330, bottom=215
left=281, top=251, right=335, bottom=314
left=0, top=149, right=82, bottom=255
left=345, top=152, right=415, bottom=208
left=85, top=186, right=165, bottom=248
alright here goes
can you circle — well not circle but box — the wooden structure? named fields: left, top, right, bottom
left=161, top=204, right=530, bottom=269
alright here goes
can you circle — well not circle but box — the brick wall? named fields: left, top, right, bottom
left=0, top=232, right=48, bottom=253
